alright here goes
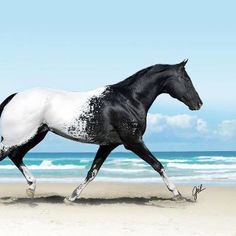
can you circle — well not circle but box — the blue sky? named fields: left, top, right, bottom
left=0, top=0, right=235, bottom=152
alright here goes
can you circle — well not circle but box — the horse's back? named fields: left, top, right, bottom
left=1, top=88, right=53, bottom=122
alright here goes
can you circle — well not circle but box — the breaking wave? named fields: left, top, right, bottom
left=0, top=160, right=85, bottom=170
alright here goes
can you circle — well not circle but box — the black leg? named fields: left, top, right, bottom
left=67, top=144, right=118, bottom=201
left=8, top=126, right=48, bottom=198
left=124, top=140, right=181, bottom=198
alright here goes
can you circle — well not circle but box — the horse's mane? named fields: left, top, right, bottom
left=111, top=64, right=171, bottom=88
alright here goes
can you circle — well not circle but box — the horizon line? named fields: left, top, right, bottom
left=28, top=150, right=236, bottom=153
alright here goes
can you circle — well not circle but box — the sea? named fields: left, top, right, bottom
left=0, top=151, right=236, bottom=186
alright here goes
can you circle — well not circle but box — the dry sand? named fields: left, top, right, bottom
left=0, top=182, right=236, bottom=236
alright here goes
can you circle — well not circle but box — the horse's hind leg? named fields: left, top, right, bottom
left=66, top=144, right=118, bottom=202
left=8, top=125, right=48, bottom=198
left=9, top=157, right=36, bottom=197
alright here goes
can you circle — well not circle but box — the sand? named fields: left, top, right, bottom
left=0, top=182, right=236, bottom=236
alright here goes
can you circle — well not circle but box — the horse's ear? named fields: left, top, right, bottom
left=180, top=59, right=188, bottom=67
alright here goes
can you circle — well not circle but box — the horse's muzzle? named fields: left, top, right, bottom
left=189, top=101, right=203, bottom=110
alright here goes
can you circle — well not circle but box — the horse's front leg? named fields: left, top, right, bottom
left=123, top=139, right=182, bottom=199
left=66, top=144, right=118, bottom=202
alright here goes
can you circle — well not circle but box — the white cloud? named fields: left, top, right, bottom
left=147, top=113, right=206, bottom=134
left=147, top=113, right=163, bottom=125
left=147, top=113, right=236, bottom=142
left=216, top=120, right=236, bottom=138
left=165, top=114, right=196, bottom=128
left=147, top=113, right=166, bottom=133
left=196, top=118, right=208, bottom=133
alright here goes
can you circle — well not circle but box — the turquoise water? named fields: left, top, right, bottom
left=0, top=151, right=236, bottom=186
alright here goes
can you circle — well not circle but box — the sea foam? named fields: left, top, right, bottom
left=0, top=160, right=85, bottom=170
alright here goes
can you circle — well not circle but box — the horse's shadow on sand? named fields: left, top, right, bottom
left=0, top=195, right=195, bottom=208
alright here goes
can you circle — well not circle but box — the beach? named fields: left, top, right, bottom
left=0, top=182, right=236, bottom=236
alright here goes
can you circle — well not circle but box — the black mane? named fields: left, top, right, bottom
left=111, top=64, right=172, bottom=88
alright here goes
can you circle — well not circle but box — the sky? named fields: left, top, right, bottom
left=0, top=0, right=235, bottom=152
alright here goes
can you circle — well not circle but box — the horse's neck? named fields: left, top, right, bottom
left=124, top=72, right=169, bottom=112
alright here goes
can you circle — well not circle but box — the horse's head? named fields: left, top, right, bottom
left=163, top=60, right=203, bottom=110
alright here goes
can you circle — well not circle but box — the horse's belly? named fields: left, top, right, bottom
left=49, top=118, right=95, bottom=143
left=46, top=109, right=120, bottom=145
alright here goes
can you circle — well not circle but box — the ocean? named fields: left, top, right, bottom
left=0, top=151, right=236, bottom=186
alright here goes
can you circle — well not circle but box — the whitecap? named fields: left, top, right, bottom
left=0, top=160, right=86, bottom=170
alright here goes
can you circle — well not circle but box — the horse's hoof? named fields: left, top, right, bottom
left=64, top=197, right=76, bottom=205
left=173, top=194, right=185, bottom=201
left=26, top=188, right=35, bottom=198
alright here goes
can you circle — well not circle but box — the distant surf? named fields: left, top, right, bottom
left=0, top=151, right=236, bottom=186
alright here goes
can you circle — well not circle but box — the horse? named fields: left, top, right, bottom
left=0, top=60, right=202, bottom=202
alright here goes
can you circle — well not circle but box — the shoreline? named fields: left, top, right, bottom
left=1, top=181, right=236, bottom=198
left=0, top=178, right=236, bottom=187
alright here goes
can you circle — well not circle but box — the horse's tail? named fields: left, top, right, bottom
left=0, top=93, right=17, bottom=118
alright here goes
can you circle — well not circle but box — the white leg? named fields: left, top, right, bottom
left=67, top=169, right=97, bottom=201
left=20, top=165, right=36, bottom=198
left=161, top=169, right=181, bottom=197
left=9, top=155, right=37, bottom=198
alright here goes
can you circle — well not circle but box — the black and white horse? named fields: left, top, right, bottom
left=0, top=60, right=202, bottom=201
